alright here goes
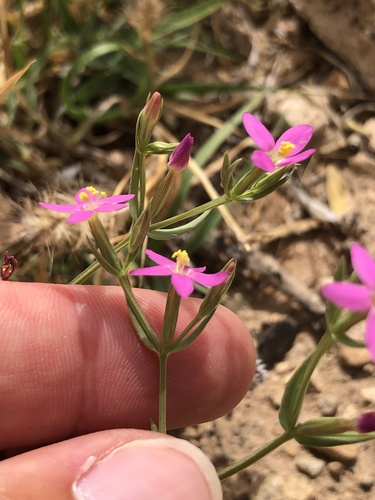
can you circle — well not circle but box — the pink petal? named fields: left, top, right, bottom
left=190, top=266, right=206, bottom=273
left=97, top=194, right=135, bottom=205
left=365, top=308, right=375, bottom=362
left=189, top=270, right=228, bottom=287
left=243, top=113, right=275, bottom=151
left=39, top=202, right=80, bottom=213
left=276, top=125, right=313, bottom=155
left=130, top=266, right=172, bottom=277
left=66, top=211, right=94, bottom=224
left=171, top=274, right=195, bottom=298
left=145, top=249, right=175, bottom=268
left=251, top=150, right=275, bottom=172
left=277, top=149, right=316, bottom=167
left=350, top=243, right=375, bottom=289
left=321, top=282, right=372, bottom=311
left=95, top=204, right=129, bottom=212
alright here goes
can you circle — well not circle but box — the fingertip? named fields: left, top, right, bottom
left=73, top=436, right=222, bottom=500
left=0, top=430, right=222, bottom=500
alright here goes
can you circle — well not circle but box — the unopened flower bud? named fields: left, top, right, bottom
left=167, top=133, right=194, bottom=171
left=355, top=412, right=375, bottom=433
left=1, top=251, right=18, bottom=280
left=295, top=417, right=354, bottom=436
left=136, top=92, right=163, bottom=151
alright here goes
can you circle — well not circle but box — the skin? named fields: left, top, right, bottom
left=0, top=282, right=255, bottom=499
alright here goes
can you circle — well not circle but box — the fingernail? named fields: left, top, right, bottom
left=73, top=437, right=222, bottom=500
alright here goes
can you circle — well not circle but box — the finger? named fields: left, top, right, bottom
left=1, top=282, right=255, bottom=449
left=0, top=429, right=222, bottom=500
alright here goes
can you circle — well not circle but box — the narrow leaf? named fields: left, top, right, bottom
left=148, top=210, right=210, bottom=240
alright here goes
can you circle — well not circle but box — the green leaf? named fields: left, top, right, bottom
left=153, top=0, right=226, bottom=40
left=60, top=42, right=123, bottom=119
left=332, top=330, right=365, bottom=348
left=148, top=210, right=211, bottom=240
left=279, top=330, right=334, bottom=430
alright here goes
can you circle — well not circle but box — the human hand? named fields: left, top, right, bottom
left=0, top=282, right=255, bottom=499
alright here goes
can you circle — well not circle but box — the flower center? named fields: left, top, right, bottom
left=172, top=249, right=190, bottom=273
left=277, top=141, right=295, bottom=158
left=79, top=186, right=107, bottom=203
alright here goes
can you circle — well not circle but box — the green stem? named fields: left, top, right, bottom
left=70, top=234, right=129, bottom=284
left=218, top=431, right=293, bottom=480
left=158, top=351, right=168, bottom=434
left=150, top=194, right=229, bottom=231
left=117, top=274, right=160, bottom=351
left=157, top=286, right=181, bottom=433
left=71, top=194, right=230, bottom=285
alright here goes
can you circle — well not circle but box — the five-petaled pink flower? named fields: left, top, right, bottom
left=39, top=186, right=134, bottom=224
left=130, top=249, right=228, bottom=298
left=321, top=243, right=375, bottom=362
left=242, top=113, right=315, bottom=172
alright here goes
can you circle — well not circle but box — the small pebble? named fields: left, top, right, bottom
left=327, top=461, right=345, bottom=480
left=360, top=386, right=375, bottom=404
left=296, top=453, right=325, bottom=478
left=318, top=395, right=339, bottom=416
left=318, top=443, right=359, bottom=464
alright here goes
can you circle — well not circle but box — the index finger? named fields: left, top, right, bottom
left=0, top=282, right=255, bottom=449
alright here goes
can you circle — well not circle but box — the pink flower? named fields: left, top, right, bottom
left=39, top=186, right=134, bottom=224
left=242, top=113, right=315, bottom=172
left=130, top=249, right=228, bottom=298
left=167, top=133, right=194, bottom=171
left=321, top=243, right=375, bottom=361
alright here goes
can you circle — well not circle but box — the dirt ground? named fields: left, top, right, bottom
left=2, top=1, right=375, bottom=498
left=175, top=1, right=375, bottom=498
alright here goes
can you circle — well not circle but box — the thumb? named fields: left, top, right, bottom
left=1, top=429, right=222, bottom=500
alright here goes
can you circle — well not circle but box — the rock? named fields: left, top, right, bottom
left=318, top=395, right=339, bottom=417
left=268, top=386, right=284, bottom=409
left=255, top=473, right=314, bottom=500
left=316, top=443, right=359, bottom=464
left=338, top=344, right=371, bottom=368
left=255, top=475, right=285, bottom=500
left=327, top=461, right=345, bottom=481
left=296, top=453, right=325, bottom=478
left=364, top=118, right=375, bottom=153
left=257, top=319, right=299, bottom=367
left=284, top=441, right=301, bottom=458
left=289, top=0, right=375, bottom=93
left=341, top=403, right=360, bottom=420
left=360, top=386, right=375, bottom=405
left=354, top=443, right=375, bottom=491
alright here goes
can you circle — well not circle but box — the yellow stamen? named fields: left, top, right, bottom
left=172, top=249, right=190, bottom=269
left=79, top=186, right=107, bottom=202
left=86, top=186, right=100, bottom=195
left=278, top=141, right=295, bottom=158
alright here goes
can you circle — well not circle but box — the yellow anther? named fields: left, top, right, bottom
left=79, top=186, right=107, bottom=202
left=172, top=249, right=190, bottom=268
left=79, top=192, right=89, bottom=202
left=278, top=141, right=295, bottom=158
left=86, top=186, right=100, bottom=195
